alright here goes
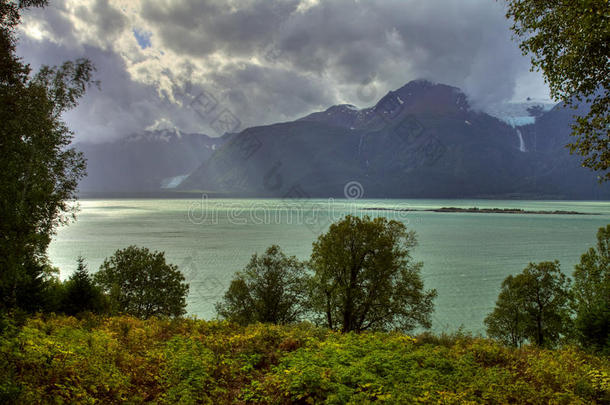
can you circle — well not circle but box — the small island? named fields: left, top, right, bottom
left=363, top=207, right=598, bottom=215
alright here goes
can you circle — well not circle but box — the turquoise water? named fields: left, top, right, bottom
left=48, top=198, right=610, bottom=334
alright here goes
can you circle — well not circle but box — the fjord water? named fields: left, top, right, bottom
left=48, top=198, right=610, bottom=333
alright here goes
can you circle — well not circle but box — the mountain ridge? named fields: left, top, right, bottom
left=77, top=129, right=228, bottom=192
left=179, top=80, right=608, bottom=199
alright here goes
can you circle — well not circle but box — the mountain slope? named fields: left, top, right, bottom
left=518, top=102, right=608, bottom=199
left=182, top=80, right=607, bottom=198
left=77, top=130, right=228, bottom=192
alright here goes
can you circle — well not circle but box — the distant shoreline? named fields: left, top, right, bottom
left=78, top=192, right=610, bottom=202
left=363, top=207, right=599, bottom=215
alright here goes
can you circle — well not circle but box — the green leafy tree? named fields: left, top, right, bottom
left=216, top=245, right=307, bottom=325
left=40, top=275, right=66, bottom=314
left=0, top=0, right=97, bottom=310
left=505, top=0, right=610, bottom=181
left=16, top=261, right=62, bottom=313
left=484, top=275, right=528, bottom=347
left=61, top=256, right=107, bottom=316
left=308, top=215, right=436, bottom=333
left=95, top=246, right=189, bottom=318
left=572, top=225, right=610, bottom=352
left=486, top=261, right=572, bottom=348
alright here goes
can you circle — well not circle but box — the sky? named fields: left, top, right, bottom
left=16, top=0, right=552, bottom=142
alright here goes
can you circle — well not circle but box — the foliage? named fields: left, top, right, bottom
left=216, top=245, right=307, bottom=325
left=573, top=224, right=610, bottom=353
left=94, top=246, right=189, bottom=318
left=484, top=274, right=528, bottom=348
left=0, top=0, right=96, bottom=311
left=61, top=256, right=107, bottom=316
left=308, top=215, right=436, bottom=333
left=505, top=0, right=610, bottom=181
left=39, top=272, right=66, bottom=313
left=11, top=261, right=60, bottom=313
left=258, top=334, right=610, bottom=404
left=485, top=261, right=572, bottom=348
left=0, top=315, right=607, bottom=404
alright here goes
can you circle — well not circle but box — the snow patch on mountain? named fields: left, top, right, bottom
left=161, top=174, right=189, bottom=189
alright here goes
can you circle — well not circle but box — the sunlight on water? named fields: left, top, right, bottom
left=48, top=198, right=610, bottom=333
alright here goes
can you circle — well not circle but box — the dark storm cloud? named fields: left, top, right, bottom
left=74, top=0, right=128, bottom=40
left=140, top=0, right=300, bottom=57
left=21, top=0, right=127, bottom=47
left=141, top=0, right=537, bottom=108
left=16, top=0, right=548, bottom=141
left=20, top=2, right=78, bottom=45
left=206, top=62, right=334, bottom=120
left=17, top=37, right=165, bottom=141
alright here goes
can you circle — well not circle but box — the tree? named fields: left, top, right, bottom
left=572, top=225, right=610, bottom=352
left=484, top=275, right=528, bottom=347
left=41, top=274, right=66, bottom=314
left=0, top=0, right=97, bottom=310
left=216, top=245, right=307, bottom=325
left=485, top=261, right=572, bottom=348
left=15, top=260, right=61, bottom=313
left=307, top=215, right=436, bottom=333
left=61, top=256, right=107, bottom=316
left=95, top=246, right=189, bottom=318
left=505, top=0, right=610, bottom=181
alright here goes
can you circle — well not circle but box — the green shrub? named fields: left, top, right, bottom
left=0, top=315, right=607, bottom=404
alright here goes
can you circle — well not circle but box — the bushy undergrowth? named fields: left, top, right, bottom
left=0, top=315, right=608, bottom=404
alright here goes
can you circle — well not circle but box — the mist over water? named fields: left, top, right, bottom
left=48, top=198, right=610, bottom=333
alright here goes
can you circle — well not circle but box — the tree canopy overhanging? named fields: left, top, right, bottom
left=0, top=0, right=97, bottom=310
left=505, top=0, right=610, bottom=181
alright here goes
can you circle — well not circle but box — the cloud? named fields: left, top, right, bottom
left=74, top=0, right=128, bottom=42
left=16, top=0, right=550, bottom=142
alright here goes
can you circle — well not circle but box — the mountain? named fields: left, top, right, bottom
left=77, top=129, right=228, bottom=193
left=180, top=80, right=609, bottom=199
left=517, top=101, right=608, bottom=198
left=484, top=100, right=555, bottom=127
